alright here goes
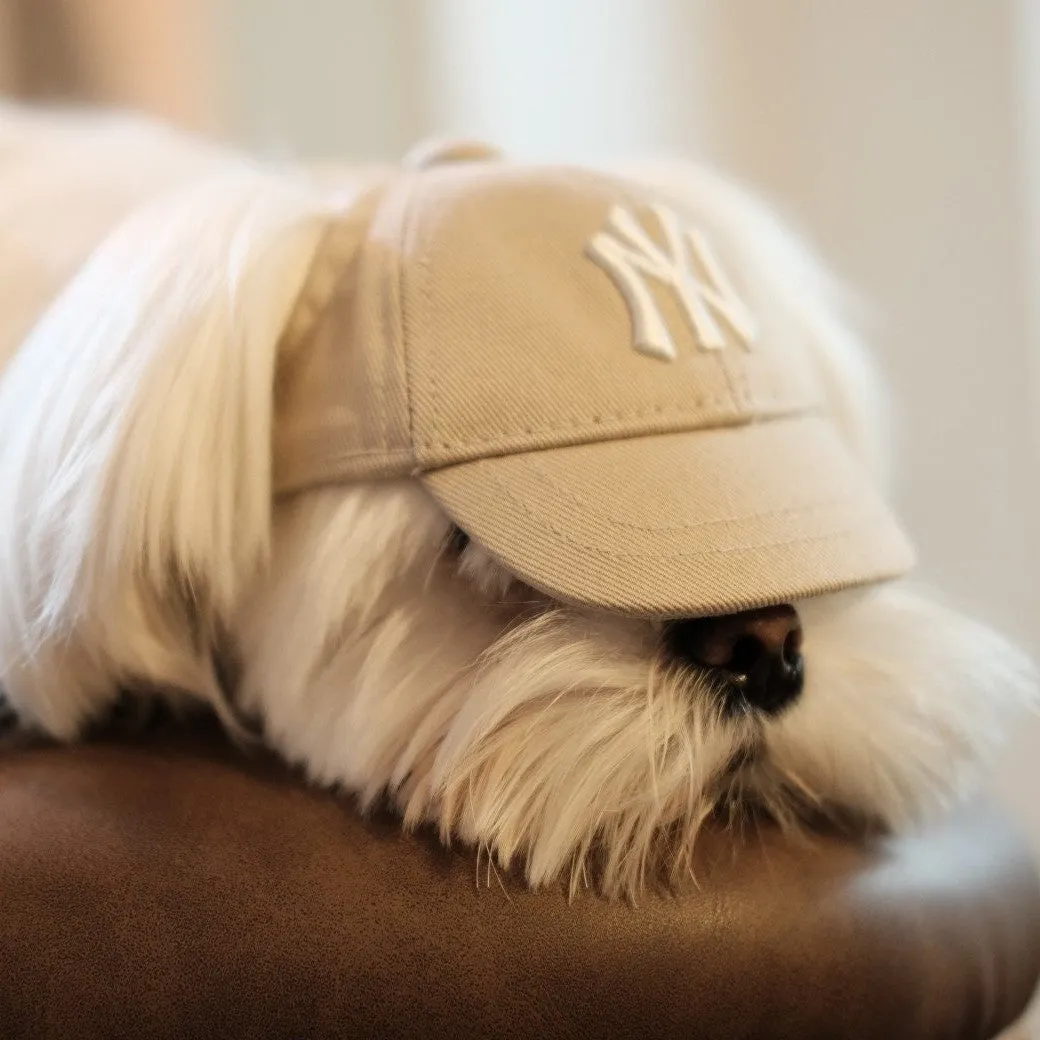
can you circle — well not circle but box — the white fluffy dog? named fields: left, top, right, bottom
left=0, top=106, right=1033, bottom=898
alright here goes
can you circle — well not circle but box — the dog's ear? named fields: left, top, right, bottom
left=613, top=161, right=892, bottom=489
left=0, top=168, right=329, bottom=736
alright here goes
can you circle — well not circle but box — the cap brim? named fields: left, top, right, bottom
left=422, top=415, right=915, bottom=618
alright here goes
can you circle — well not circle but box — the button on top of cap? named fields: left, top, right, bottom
left=403, top=138, right=502, bottom=170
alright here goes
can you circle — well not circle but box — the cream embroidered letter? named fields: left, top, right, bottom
left=587, top=203, right=757, bottom=361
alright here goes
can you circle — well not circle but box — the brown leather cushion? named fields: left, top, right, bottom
left=0, top=726, right=1037, bottom=1040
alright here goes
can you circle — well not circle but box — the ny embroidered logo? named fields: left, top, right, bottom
left=587, top=203, right=757, bottom=361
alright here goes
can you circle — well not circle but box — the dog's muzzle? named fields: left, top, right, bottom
left=664, top=605, right=805, bottom=716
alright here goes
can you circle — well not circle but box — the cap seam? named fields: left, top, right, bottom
left=476, top=469, right=860, bottom=535
left=395, top=175, right=423, bottom=464
left=414, top=397, right=816, bottom=453
left=433, top=465, right=889, bottom=553
left=412, top=180, right=444, bottom=456
left=274, top=405, right=827, bottom=487
left=417, top=404, right=822, bottom=469
left=465, top=489, right=904, bottom=564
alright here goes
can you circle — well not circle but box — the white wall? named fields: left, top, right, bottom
left=222, top=0, right=426, bottom=159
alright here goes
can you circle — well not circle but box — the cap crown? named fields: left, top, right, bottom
left=274, top=161, right=826, bottom=493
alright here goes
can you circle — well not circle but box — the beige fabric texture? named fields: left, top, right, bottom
left=275, top=144, right=914, bottom=617
left=427, top=418, right=911, bottom=617
left=0, top=117, right=913, bottom=620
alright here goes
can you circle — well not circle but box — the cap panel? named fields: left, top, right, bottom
left=399, top=165, right=825, bottom=470
left=273, top=177, right=417, bottom=491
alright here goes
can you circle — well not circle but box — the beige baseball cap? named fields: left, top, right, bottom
left=274, top=141, right=915, bottom=618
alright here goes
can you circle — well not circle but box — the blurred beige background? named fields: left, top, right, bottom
left=3, top=0, right=1040, bottom=982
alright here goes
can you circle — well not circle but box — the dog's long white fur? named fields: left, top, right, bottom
left=0, top=151, right=329, bottom=736
left=0, top=110, right=1033, bottom=898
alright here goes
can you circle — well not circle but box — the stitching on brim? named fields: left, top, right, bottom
left=413, top=393, right=811, bottom=451
left=432, top=462, right=897, bottom=562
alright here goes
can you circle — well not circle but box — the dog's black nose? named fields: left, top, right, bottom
left=664, top=605, right=804, bottom=715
